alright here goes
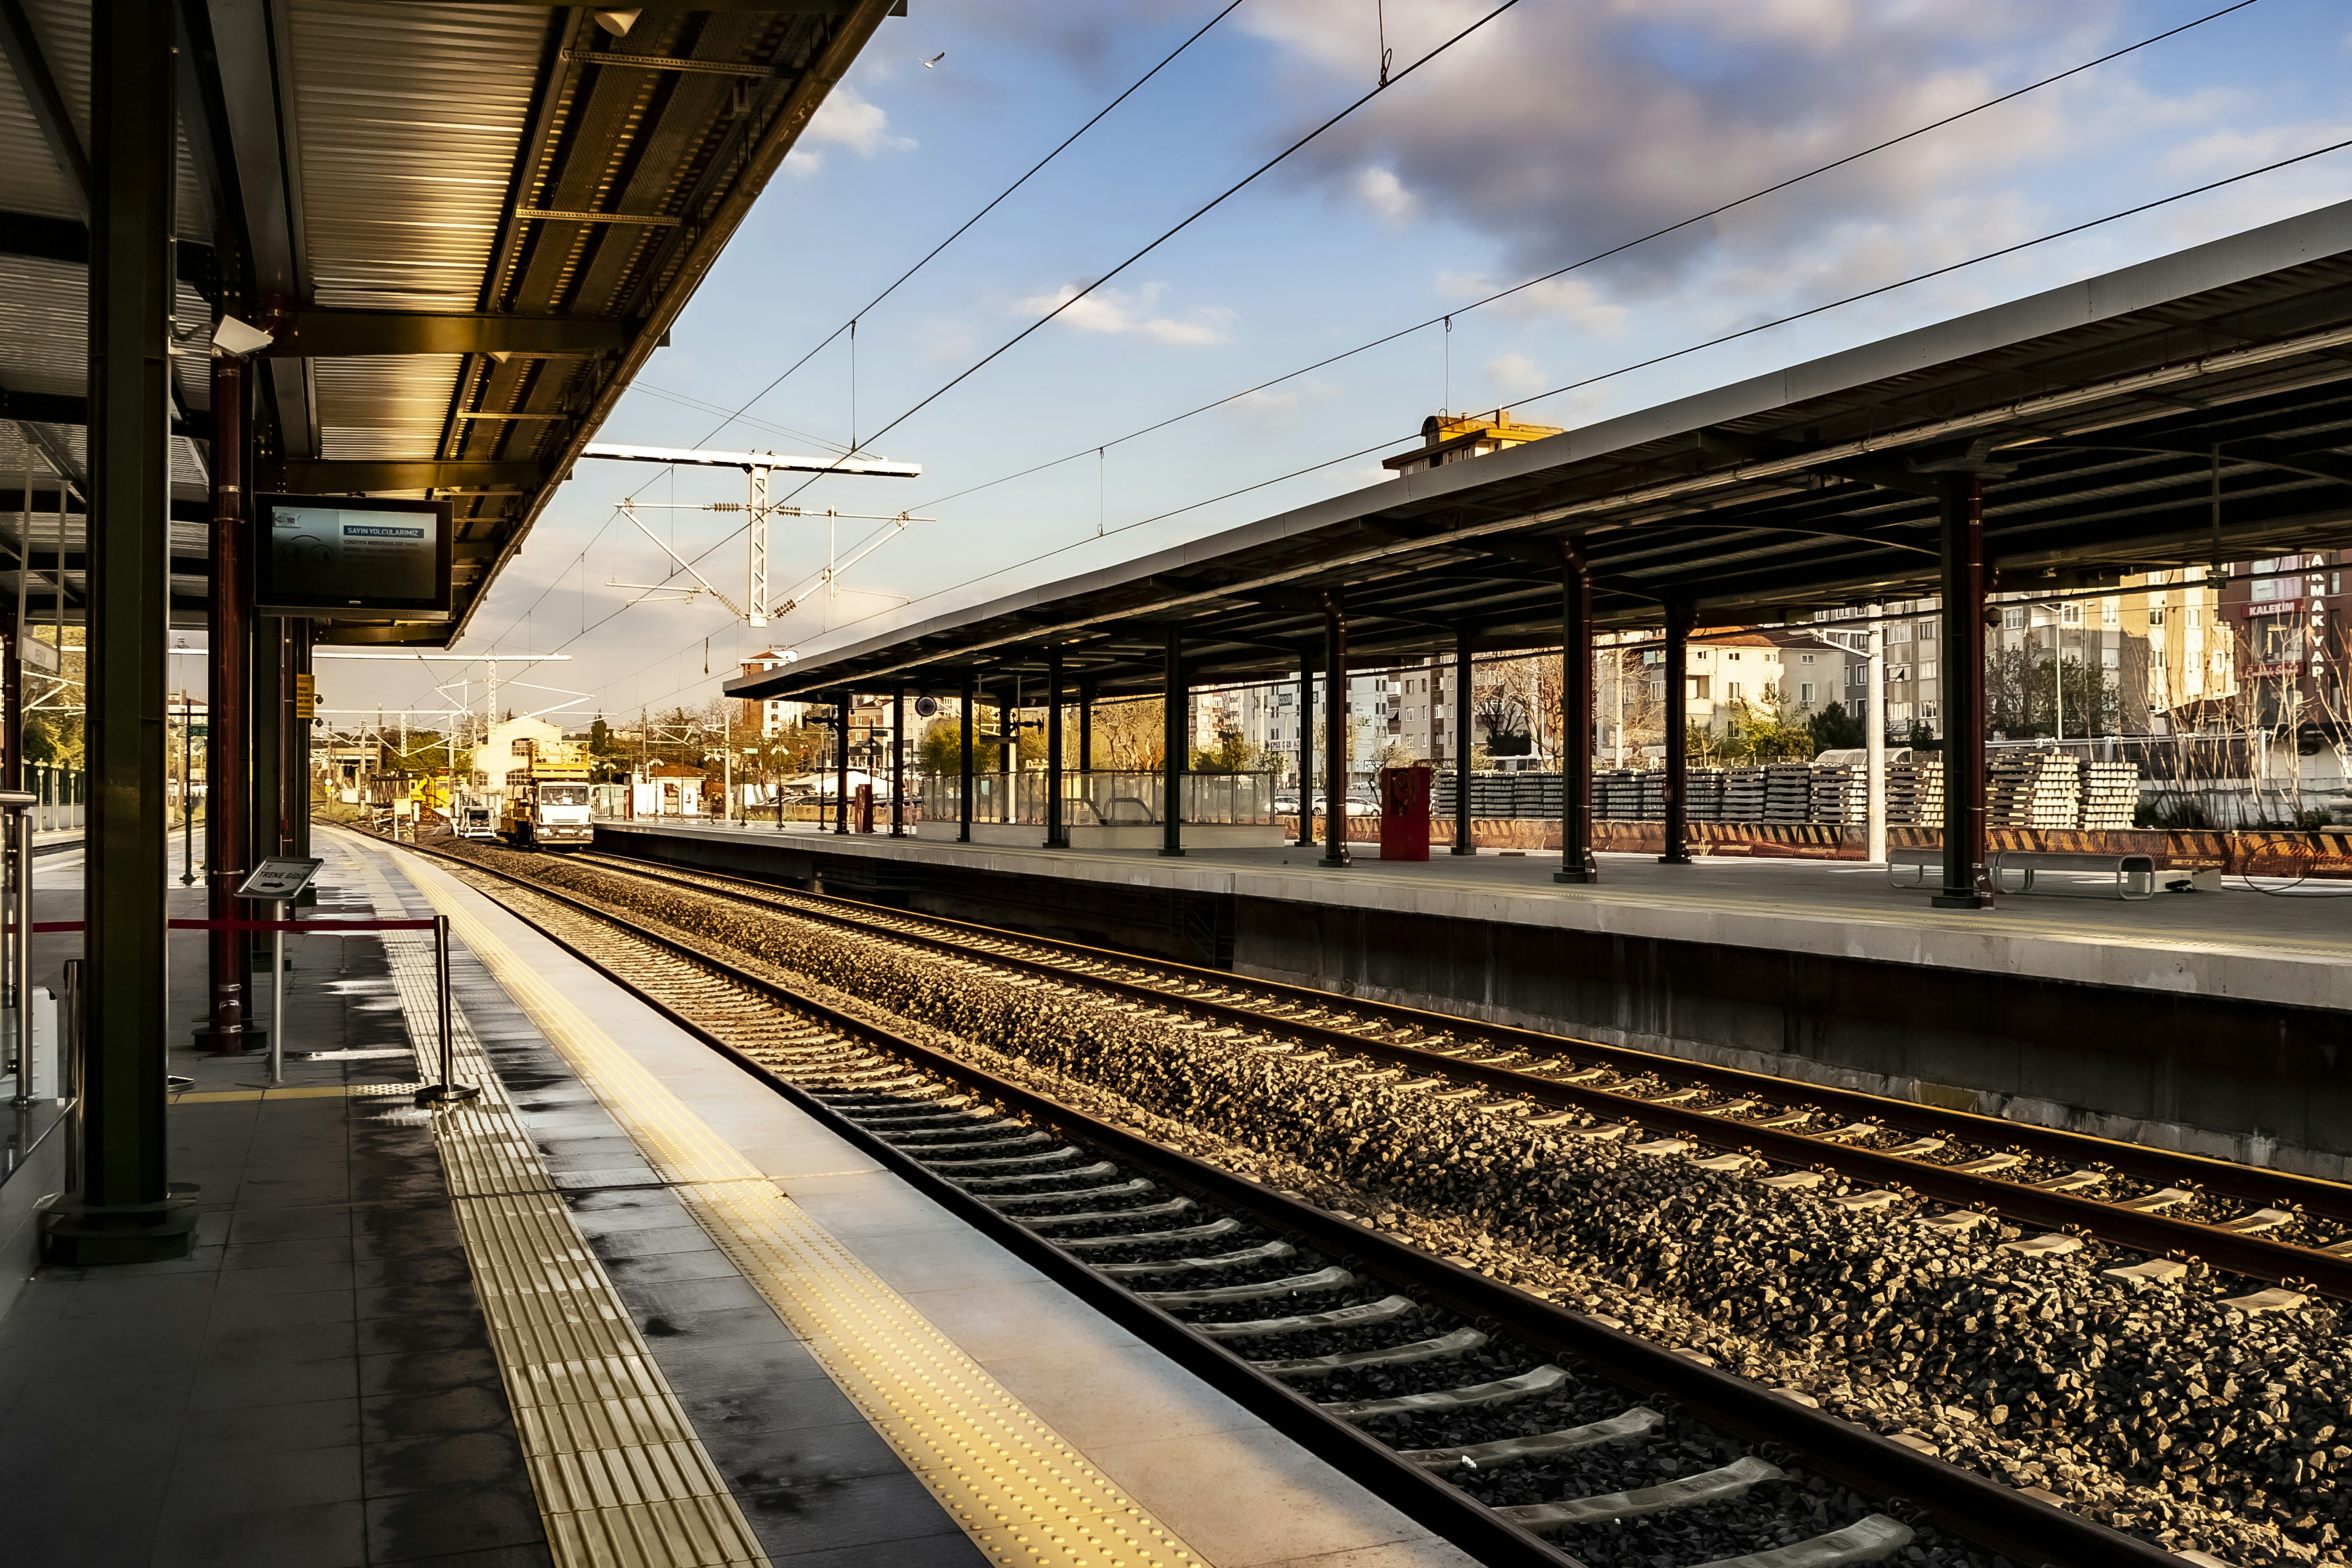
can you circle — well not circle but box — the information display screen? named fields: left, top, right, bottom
left=255, top=494, right=452, bottom=618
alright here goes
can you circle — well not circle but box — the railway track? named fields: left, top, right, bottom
left=555, top=842, right=2351, bottom=1307
left=401, top=832, right=2197, bottom=1568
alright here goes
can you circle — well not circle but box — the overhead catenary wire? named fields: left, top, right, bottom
left=768, top=130, right=2352, bottom=649
left=771, top=0, right=1527, bottom=510
left=485, top=0, right=1524, bottom=668
left=522, top=127, right=2352, bottom=713
left=486, top=1, right=2280, bottom=703
left=476, top=0, right=1249, bottom=654
left=702, top=0, right=1251, bottom=449
left=905, top=0, right=2265, bottom=516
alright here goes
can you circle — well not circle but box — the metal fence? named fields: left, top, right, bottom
left=920, top=770, right=1276, bottom=828
left=24, top=765, right=82, bottom=834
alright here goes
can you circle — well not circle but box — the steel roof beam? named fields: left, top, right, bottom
left=0, top=209, right=220, bottom=291
left=0, top=0, right=89, bottom=216
left=264, top=310, right=634, bottom=358
left=281, top=460, right=544, bottom=493
left=4, top=385, right=210, bottom=441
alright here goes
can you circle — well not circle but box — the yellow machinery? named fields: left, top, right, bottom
left=499, top=739, right=593, bottom=849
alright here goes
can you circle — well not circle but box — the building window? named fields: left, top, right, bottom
left=1918, top=619, right=1939, bottom=642
left=1726, top=651, right=1742, bottom=662
left=2148, top=607, right=2165, bottom=626
left=1725, top=682, right=1743, bottom=700
left=2100, top=648, right=2118, bottom=669
left=2101, top=597, right=2120, bottom=627
left=2060, top=603, right=2083, bottom=626
left=2003, top=607, right=2025, bottom=630
left=1889, top=622, right=1911, bottom=645
left=1799, top=653, right=1815, bottom=665
left=1922, top=701, right=1939, bottom=722
left=1799, top=682, right=1815, bottom=705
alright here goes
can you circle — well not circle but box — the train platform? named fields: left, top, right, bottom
left=0, top=827, right=1478, bottom=1568
left=598, top=818, right=2352, bottom=1184
left=607, top=819, right=2350, bottom=1010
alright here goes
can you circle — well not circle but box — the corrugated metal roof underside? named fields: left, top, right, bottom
left=288, top=0, right=544, bottom=311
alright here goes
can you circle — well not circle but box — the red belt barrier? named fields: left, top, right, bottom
left=21, top=918, right=437, bottom=933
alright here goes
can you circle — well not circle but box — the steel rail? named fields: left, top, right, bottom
left=577, top=844, right=2352, bottom=1300
left=416, top=836, right=2184, bottom=1568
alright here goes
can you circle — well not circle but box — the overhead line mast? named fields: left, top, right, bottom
left=579, top=443, right=920, bottom=627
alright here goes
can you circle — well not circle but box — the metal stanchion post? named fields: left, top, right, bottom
left=413, top=914, right=477, bottom=1107
left=270, top=898, right=286, bottom=1086
left=13, top=805, right=29, bottom=1108
left=60, top=956, right=80, bottom=1192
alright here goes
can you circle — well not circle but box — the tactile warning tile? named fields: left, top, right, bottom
left=171, top=1082, right=424, bottom=1104
left=391, top=844, right=1211, bottom=1568
left=330, top=835, right=770, bottom=1568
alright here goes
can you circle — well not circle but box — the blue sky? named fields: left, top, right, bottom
left=326, top=0, right=2352, bottom=726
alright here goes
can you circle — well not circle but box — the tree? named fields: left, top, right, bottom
left=1090, top=697, right=1165, bottom=771
left=1189, top=725, right=1262, bottom=774
left=1717, top=689, right=1816, bottom=762
left=919, top=715, right=999, bottom=775
left=1987, top=643, right=2122, bottom=738
left=1806, top=700, right=1865, bottom=752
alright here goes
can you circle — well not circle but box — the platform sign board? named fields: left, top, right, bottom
left=236, top=857, right=324, bottom=902
left=17, top=634, right=56, bottom=674
left=255, top=494, right=453, bottom=620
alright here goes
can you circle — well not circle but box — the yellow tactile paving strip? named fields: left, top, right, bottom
left=172, top=1083, right=422, bottom=1104
left=328, top=835, right=771, bottom=1568
left=381, top=841, right=1212, bottom=1568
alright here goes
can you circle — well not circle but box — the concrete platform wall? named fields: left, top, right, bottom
left=601, top=826, right=2351, bottom=1181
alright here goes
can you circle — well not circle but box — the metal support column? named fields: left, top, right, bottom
left=1659, top=598, right=1693, bottom=865
left=1866, top=602, right=1888, bottom=864
left=250, top=618, right=283, bottom=912
left=1555, top=541, right=1597, bottom=885
left=890, top=683, right=905, bottom=836
left=290, top=622, right=313, bottom=893
left=1450, top=626, right=1474, bottom=855
left=201, top=338, right=250, bottom=1050
left=47, top=0, right=192, bottom=1263
left=1044, top=648, right=1066, bottom=848
left=1320, top=593, right=1348, bottom=868
left=958, top=669, right=974, bottom=844
left=1296, top=651, right=1315, bottom=848
left=1159, top=626, right=1184, bottom=858
left=1934, top=476, right=1992, bottom=908
left=833, top=690, right=850, bottom=835
left=1078, top=679, right=1094, bottom=773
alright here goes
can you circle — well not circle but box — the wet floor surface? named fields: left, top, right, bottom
left=0, top=851, right=552, bottom=1568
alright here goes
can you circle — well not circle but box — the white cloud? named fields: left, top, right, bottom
left=787, top=83, right=914, bottom=176
left=1236, top=0, right=2271, bottom=330
left=1484, top=352, right=1547, bottom=395
left=1018, top=282, right=1234, bottom=346
left=1356, top=166, right=1419, bottom=226
left=1440, top=271, right=1627, bottom=336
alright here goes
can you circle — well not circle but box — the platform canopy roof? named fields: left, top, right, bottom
left=0, top=0, right=896, bottom=643
left=735, top=198, right=2352, bottom=704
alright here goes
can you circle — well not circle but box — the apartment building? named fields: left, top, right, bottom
left=1643, top=629, right=1852, bottom=733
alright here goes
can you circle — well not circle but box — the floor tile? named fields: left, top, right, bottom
left=365, top=1480, right=544, bottom=1561
left=149, top=1498, right=366, bottom=1568
left=161, top=1441, right=365, bottom=1518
